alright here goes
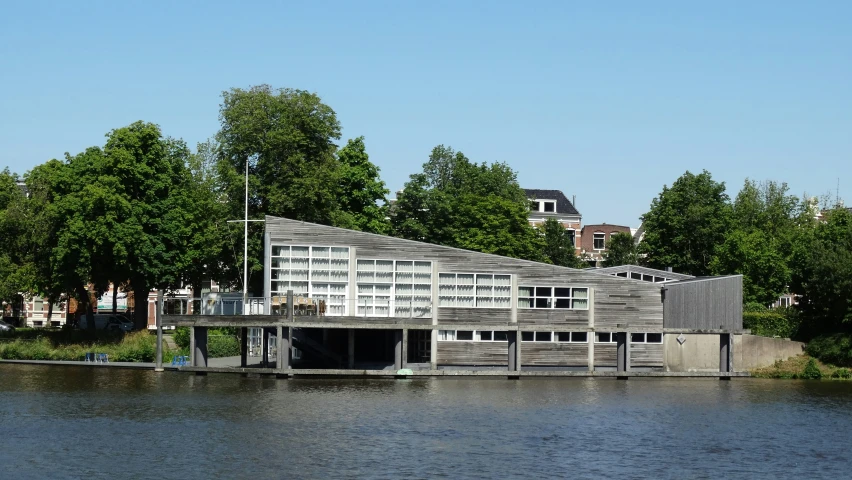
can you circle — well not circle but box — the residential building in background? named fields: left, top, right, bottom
left=524, top=189, right=582, bottom=251
left=579, top=223, right=632, bottom=267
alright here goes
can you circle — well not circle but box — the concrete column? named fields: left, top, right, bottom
left=240, top=327, right=248, bottom=367
left=430, top=328, right=437, bottom=369
left=281, top=327, right=291, bottom=369
left=587, top=335, right=595, bottom=372
left=401, top=329, right=409, bottom=368
left=189, top=326, right=196, bottom=365
left=507, top=331, right=518, bottom=371
left=262, top=328, right=270, bottom=367
left=720, top=333, right=731, bottom=373
left=155, top=291, right=163, bottom=372
left=348, top=329, right=355, bottom=368
left=616, top=332, right=627, bottom=373
left=192, top=327, right=208, bottom=367
left=287, top=290, right=294, bottom=321
left=394, top=330, right=403, bottom=370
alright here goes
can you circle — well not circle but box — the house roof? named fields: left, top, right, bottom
left=523, top=189, right=580, bottom=215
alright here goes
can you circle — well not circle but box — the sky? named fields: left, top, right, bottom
left=1, top=1, right=850, bottom=226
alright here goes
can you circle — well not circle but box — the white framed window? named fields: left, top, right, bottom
left=270, top=245, right=350, bottom=315
left=356, top=259, right=431, bottom=317
left=438, top=330, right=509, bottom=342
left=566, top=229, right=576, bottom=247
left=593, top=232, right=605, bottom=250
left=630, top=333, right=663, bottom=344
left=33, top=297, right=44, bottom=312
left=778, top=296, right=792, bottom=308
left=595, top=332, right=617, bottom=343
left=439, top=273, right=511, bottom=308
left=542, top=201, right=555, bottom=213
left=518, top=286, right=589, bottom=310
left=556, top=332, right=588, bottom=343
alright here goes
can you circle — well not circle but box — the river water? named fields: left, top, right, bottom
left=1, top=365, right=851, bottom=479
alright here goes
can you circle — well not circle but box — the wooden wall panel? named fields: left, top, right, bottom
left=630, top=343, right=664, bottom=367
left=517, top=309, right=588, bottom=327
left=521, top=343, right=589, bottom=366
left=594, top=344, right=617, bottom=367
left=437, top=342, right=508, bottom=366
left=663, top=276, right=743, bottom=330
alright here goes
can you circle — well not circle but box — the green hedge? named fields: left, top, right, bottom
left=743, top=309, right=801, bottom=339
left=805, top=333, right=852, bottom=367
left=208, top=335, right=240, bottom=358
left=0, top=330, right=169, bottom=362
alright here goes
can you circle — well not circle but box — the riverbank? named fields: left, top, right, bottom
left=0, top=330, right=183, bottom=362
left=751, top=354, right=852, bottom=379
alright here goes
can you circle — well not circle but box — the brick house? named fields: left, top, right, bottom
left=579, top=223, right=632, bottom=267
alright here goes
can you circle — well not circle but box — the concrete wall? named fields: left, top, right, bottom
left=734, top=334, right=805, bottom=371
left=664, top=334, right=721, bottom=372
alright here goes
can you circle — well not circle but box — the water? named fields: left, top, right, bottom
left=1, top=365, right=851, bottom=479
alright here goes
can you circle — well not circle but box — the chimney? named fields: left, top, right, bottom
left=666, top=267, right=673, bottom=273
left=572, top=195, right=576, bottom=208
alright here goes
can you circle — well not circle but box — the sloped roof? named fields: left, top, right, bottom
left=591, top=265, right=695, bottom=281
left=524, top=189, right=580, bottom=215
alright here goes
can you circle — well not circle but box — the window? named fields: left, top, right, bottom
left=566, top=229, right=576, bottom=247
left=271, top=245, right=350, bottom=315
left=518, top=286, right=589, bottom=310
left=543, top=201, right=555, bottom=213
left=530, top=200, right=540, bottom=211
left=595, top=332, right=617, bottom=343
left=556, top=332, right=588, bottom=343
left=593, top=232, right=605, bottom=250
left=33, top=298, right=44, bottom=312
left=778, top=296, right=792, bottom=308
left=356, top=259, right=432, bottom=317
left=439, top=273, right=511, bottom=308
left=438, top=330, right=509, bottom=342
left=630, top=333, right=663, bottom=344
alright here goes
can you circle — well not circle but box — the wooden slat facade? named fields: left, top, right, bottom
left=594, top=344, right=617, bottom=367
left=437, top=342, right=508, bottom=366
left=663, top=276, right=743, bottom=330
left=630, top=343, right=664, bottom=367
left=521, top=343, right=588, bottom=366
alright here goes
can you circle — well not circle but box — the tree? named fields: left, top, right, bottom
left=333, top=136, right=390, bottom=234
left=0, top=168, right=27, bottom=308
left=391, top=145, right=545, bottom=261
left=789, top=207, right=852, bottom=335
left=539, top=218, right=585, bottom=268
left=710, top=179, right=804, bottom=305
left=640, top=170, right=731, bottom=276
left=604, top=232, right=639, bottom=267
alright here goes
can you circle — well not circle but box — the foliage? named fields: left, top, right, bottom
left=640, top=170, right=731, bottom=276
left=539, top=218, right=585, bottom=268
left=832, top=368, right=851, bottom=379
left=801, top=357, right=823, bottom=379
left=0, top=168, right=27, bottom=304
left=391, top=145, right=545, bottom=261
left=789, top=208, right=852, bottom=334
left=603, top=232, right=639, bottom=267
left=805, top=333, right=852, bottom=367
left=208, top=335, right=240, bottom=358
left=751, top=355, right=838, bottom=379
left=334, top=137, right=390, bottom=234
left=743, top=309, right=801, bottom=339
left=0, top=330, right=168, bottom=362
left=174, top=326, right=190, bottom=349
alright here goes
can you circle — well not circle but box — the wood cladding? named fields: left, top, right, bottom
left=630, top=343, right=663, bottom=367
left=437, top=342, right=508, bottom=366
left=521, top=343, right=588, bottom=366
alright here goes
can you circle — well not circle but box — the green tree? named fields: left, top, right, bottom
left=333, top=136, right=390, bottom=234
left=539, top=218, right=585, bottom=268
left=640, top=170, right=731, bottom=276
left=789, top=207, right=852, bottom=334
left=0, top=168, right=27, bottom=308
left=392, top=145, right=545, bottom=261
left=604, top=232, right=639, bottom=267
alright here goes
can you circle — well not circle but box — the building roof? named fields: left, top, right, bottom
left=523, top=189, right=580, bottom=215
left=591, top=265, right=695, bottom=282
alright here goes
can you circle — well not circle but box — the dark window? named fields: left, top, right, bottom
left=494, top=331, right=508, bottom=342
left=557, top=332, right=572, bottom=342
left=535, top=298, right=551, bottom=309
left=479, top=331, right=492, bottom=341
left=573, top=332, right=588, bottom=342
left=617, top=272, right=628, bottom=277
left=566, top=230, right=575, bottom=246
left=535, top=287, right=552, bottom=297
left=631, top=272, right=641, bottom=280
left=593, top=233, right=605, bottom=250
left=596, top=332, right=612, bottom=343
left=530, top=201, right=540, bottom=211
left=456, top=331, right=473, bottom=341
left=631, top=333, right=645, bottom=343
left=536, top=331, right=552, bottom=342
left=653, top=277, right=665, bottom=283
left=521, top=332, right=534, bottom=342
left=647, top=333, right=663, bottom=343
left=554, top=298, right=571, bottom=309
left=543, top=201, right=555, bottom=212
left=554, top=287, right=572, bottom=297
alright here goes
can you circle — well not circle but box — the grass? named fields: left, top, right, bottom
left=751, top=355, right=852, bottom=380
left=0, top=330, right=185, bottom=363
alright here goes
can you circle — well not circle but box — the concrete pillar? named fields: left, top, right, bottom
left=240, top=327, right=248, bottom=367
left=287, top=290, right=294, bottom=321
left=616, top=332, right=627, bottom=373
left=394, top=330, right=403, bottom=370
left=507, top=331, right=518, bottom=371
left=281, top=327, right=291, bottom=369
left=587, top=334, right=595, bottom=372
left=348, top=329, right=355, bottom=368
left=430, top=329, right=437, bottom=369
left=155, top=291, right=163, bottom=372
left=262, top=328, right=270, bottom=367
left=720, top=333, right=731, bottom=373
left=192, top=327, right=208, bottom=367
left=401, top=329, right=409, bottom=368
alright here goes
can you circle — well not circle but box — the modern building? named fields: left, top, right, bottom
left=524, top=189, right=581, bottom=251
left=170, top=215, right=744, bottom=373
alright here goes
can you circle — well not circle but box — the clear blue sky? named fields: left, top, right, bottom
left=1, top=1, right=850, bottom=226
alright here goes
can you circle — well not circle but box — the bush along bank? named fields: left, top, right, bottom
left=173, top=327, right=240, bottom=358
left=742, top=304, right=801, bottom=339
left=751, top=355, right=852, bottom=380
left=0, top=330, right=183, bottom=363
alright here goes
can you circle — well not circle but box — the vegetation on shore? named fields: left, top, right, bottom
left=751, top=355, right=852, bottom=380
left=0, top=329, right=181, bottom=362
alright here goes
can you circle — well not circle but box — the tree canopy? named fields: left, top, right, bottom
left=539, top=218, right=585, bottom=268
left=604, top=232, right=639, bottom=267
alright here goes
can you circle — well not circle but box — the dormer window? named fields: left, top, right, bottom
left=530, top=201, right=540, bottom=211
left=529, top=199, right=557, bottom=213
left=542, top=201, right=555, bottom=212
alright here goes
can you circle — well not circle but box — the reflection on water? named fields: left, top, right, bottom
left=2, top=365, right=852, bottom=479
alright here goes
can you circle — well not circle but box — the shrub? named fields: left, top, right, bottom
left=173, top=327, right=190, bottom=349
left=801, top=358, right=823, bottom=379
left=805, top=333, right=852, bottom=367
left=831, top=368, right=851, bottom=379
left=743, top=309, right=801, bottom=339
left=208, top=335, right=240, bottom=358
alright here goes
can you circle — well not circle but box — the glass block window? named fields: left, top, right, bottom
left=270, top=245, right=350, bottom=315
left=517, top=286, right=589, bottom=310
left=356, top=259, right=432, bottom=318
left=439, top=273, right=511, bottom=308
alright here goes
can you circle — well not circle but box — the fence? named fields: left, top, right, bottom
left=159, top=295, right=434, bottom=319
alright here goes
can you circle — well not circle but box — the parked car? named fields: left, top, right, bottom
left=79, top=314, right=134, bottom=332
left=0, top=320, right=15, bottom=332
